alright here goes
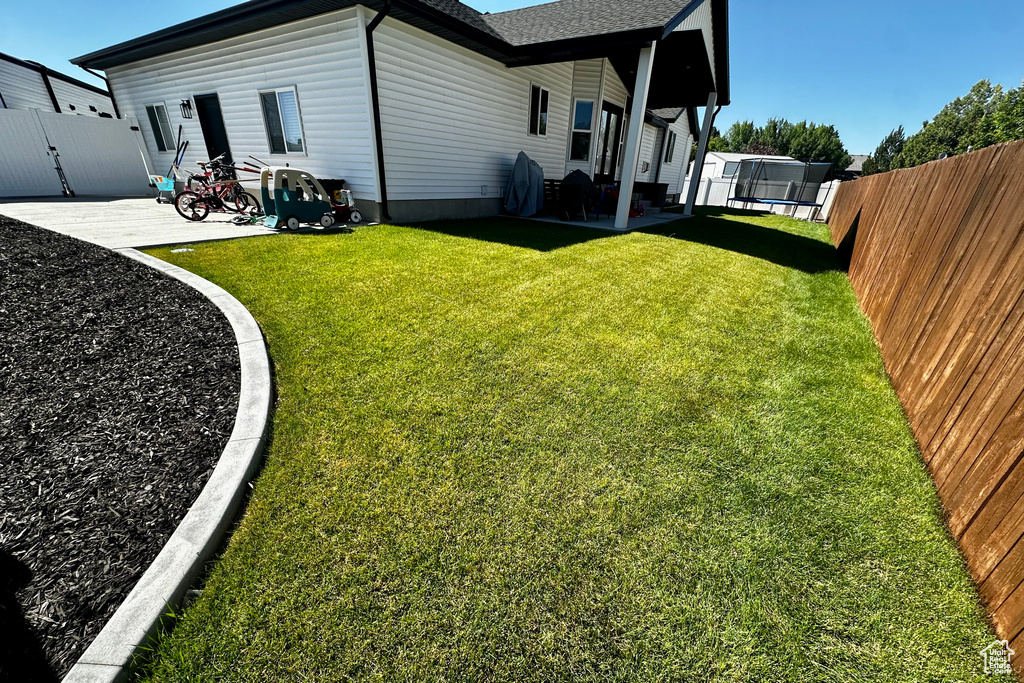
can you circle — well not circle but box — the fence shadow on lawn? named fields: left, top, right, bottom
left=0, top=550, right=59, bottom=683
left=642, top=211, right=843, bottom=275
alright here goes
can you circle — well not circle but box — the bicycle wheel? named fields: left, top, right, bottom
left=174, top=190, right=210, bottom=221
left=233, top=191, right=261, bottom=215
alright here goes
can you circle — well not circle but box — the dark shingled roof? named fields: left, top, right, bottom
left=72, top=0, right=728, bottom=106
left=423, top=0, right=506, bottom=41
left=649, top=107, right=685, bottom=122
left=483, top=0, right=698, bottom=45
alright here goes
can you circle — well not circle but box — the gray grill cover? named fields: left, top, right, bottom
left=504, top=151, right=545, bottom=217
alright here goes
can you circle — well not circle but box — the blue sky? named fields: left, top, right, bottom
left=3, top=0, right=1022, bottom=153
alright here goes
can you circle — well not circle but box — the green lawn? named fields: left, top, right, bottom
left=141, top=208, right=997, bottom=681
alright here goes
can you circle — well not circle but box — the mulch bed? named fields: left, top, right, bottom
left=0, top=216, right=241, bottom=681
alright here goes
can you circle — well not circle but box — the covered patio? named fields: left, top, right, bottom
left=497, top=0, right=730, bottom=229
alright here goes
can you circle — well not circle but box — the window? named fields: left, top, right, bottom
left=723, top=161, right=740, bottom=177
left=145, top=103, right=175, bottom=152
left=569, top=99, right=594, bottom=161
left=664, top=130, right=677, bottom=164
left=260, top=87, right=305, bottom=154
left=528, top=84, right=549, bottom=136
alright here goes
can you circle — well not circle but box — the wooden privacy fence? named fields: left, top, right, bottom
left=829, top=139, right=1024, bottom=664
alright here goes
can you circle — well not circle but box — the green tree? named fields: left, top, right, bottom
left=691, top=126, right=727, bottom=161
left=893, top=80, right=1007, bottom=168
left=993, top=82, right=1024, bottom=142
left=753, top=118, right=794, bottom=156
left=788, top=122, right=853, bottom=170
left=861, top=126, right=905, bottom=176
left=724, top=121, right=757, bottom=153
left=707, top=136, right=731, bottom=153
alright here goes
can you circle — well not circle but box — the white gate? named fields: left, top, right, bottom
left=0, top=109, right=155, bottom=198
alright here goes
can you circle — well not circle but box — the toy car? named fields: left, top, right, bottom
left=260, top=167, right=362, bottom=230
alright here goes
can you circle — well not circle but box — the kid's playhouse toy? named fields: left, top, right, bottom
left=260, top=167, right=362, bottom=230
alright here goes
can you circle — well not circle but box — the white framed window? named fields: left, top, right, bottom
left=528, top=83, right=549, bottom=137
left=144, top=103, right=175, bottom=152
left=259, top=86, right=305, bottom=154
left=569, top=99, right=594, bottom=161
left=664, top=130, right=678, bottom=164
left=723, top=161, right=740, bottom=177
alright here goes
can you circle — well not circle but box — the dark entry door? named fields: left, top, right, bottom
left=194, top=93, right=233, bottom=165
left=594, top=101, right=623, bottom=185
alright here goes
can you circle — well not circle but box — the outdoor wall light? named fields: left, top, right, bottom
left=180, top=98, right=193, bottom=119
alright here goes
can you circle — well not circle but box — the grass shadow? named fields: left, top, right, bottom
left=641, top=213, right=842, bottom=275
left=408, top=216, right=618, bottom=252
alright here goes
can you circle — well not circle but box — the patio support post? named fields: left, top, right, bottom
left=684, top=91, right=719, bottom=216
left=614, top=43, right=657, bottom=230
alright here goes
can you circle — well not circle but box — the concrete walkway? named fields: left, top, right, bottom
left=0, top=197, right=276, bottom=249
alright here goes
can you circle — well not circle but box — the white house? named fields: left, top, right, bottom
left=0, top=52, right=114, bottom=117
left=73, top=0, right=730, bottom=227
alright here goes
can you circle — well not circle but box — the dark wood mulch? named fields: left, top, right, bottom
left=0, top=216, right=241, bottom=681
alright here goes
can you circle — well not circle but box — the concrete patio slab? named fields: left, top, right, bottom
left=0, top=196, right=276, bottom=249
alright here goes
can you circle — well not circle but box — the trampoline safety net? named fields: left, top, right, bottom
left=732, top=159, right=832, bottom=204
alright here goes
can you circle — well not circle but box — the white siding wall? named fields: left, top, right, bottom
left=674, top=0, right=716, bottom=86
left=661, top=116, right=693, bottom=197
left=374, top=17, right=572, bottom=201
left=0, top=61, right=53, bottom=111
left=105, top=8, right=377, bottom=199
left=49, top=78, right=115, bottom=117
left=564, top=58, right=602, bottom=178
left=634, top=123, right=658, bottom=182
left=602, top=61, right=628, bottom=109
left=0, top=61, right=114, bottom=116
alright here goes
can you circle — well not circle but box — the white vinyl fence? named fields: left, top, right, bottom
left=680, top=176, right=841, bottom=222
left=0, top=109, right=155, bottom=198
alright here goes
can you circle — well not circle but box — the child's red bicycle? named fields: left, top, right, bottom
left=174, top=154, right=262, bottom=221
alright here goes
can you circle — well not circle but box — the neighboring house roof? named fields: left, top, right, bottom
left=649, top=107, right=685, bottom=122
left=0, top=51, right=110, bottom=98
left=72, top=0, right=729, bottom=107
left=847, top=154, right=870, bottom=173
left=484, top=0, right=699, bottom=45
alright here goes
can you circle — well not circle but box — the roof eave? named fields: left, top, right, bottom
left=710, top=0, right=729, bottom=105
left=72, top=0, right=378, bottom=69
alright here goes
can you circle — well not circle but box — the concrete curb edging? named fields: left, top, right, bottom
left=62, top=248, right=273, bottom=683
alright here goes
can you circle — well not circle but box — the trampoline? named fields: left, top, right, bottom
left=726, top=158, right=833, bottom=220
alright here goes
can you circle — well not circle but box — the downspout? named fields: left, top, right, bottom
left=366, top=0, right=392, bottom=221
left=78, top=65, right=121, bottom=119
left=38, top=66, right=61, bottom=113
